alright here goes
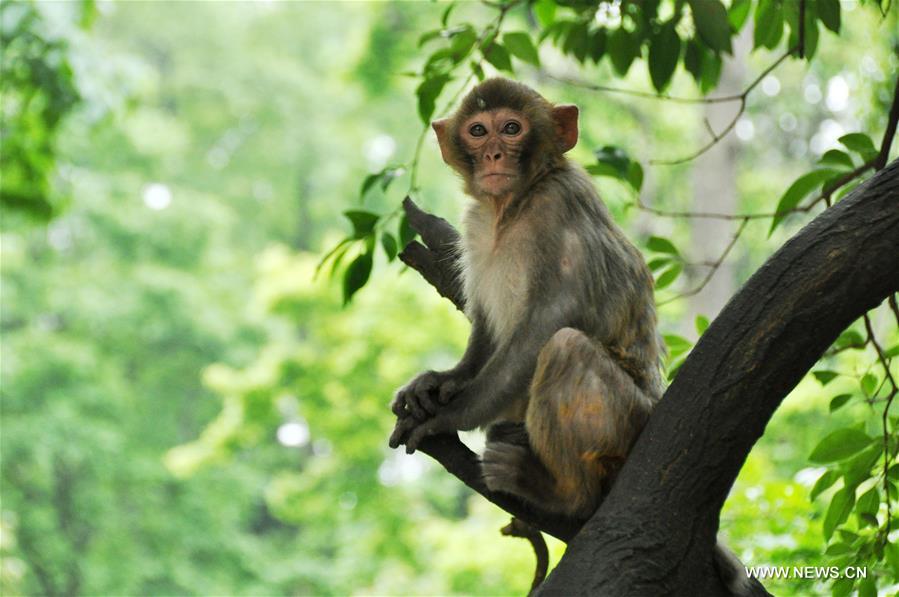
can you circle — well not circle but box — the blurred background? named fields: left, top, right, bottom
left=1, top=1, right=897, bottom=595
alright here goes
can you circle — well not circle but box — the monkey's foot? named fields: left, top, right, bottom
left=482, top=441, right=532, bottom=497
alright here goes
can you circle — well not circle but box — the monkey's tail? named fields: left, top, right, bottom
left=713, top=541, right=772, bottom=597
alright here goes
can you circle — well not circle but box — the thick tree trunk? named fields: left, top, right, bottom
left=397, top=159, right=899, bottom=595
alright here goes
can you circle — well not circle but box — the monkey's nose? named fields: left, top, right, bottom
left=486, top=151, right=503, bottom=162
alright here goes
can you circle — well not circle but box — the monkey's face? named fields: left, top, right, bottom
left=459, top=109, right=530, bottom=198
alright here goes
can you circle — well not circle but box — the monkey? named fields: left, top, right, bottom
left=388, top=78, right=763, bottom=596
left=388, top=77, right=663, bottom=518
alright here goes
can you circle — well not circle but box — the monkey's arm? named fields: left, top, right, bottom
left=391, top=310, right=495, bottom=421
left=391, top=299, right=573, bottom=452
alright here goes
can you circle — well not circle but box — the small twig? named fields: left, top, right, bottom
left=798, top=0, right=806, bottom=60
left=657, top=218, right=749, bottom=305
left=864, top=314, right=898, bottom=542
left=822, top=339, right=869, bottom=358
left=501, top=517, right=549, bottom=594
left=874, top=76, right=899, bottom=171
left=650, top=96, right=746, bottom=166
left=556, top=48, right=794, bottom=166
left=888, top=294, right=899, bottom=329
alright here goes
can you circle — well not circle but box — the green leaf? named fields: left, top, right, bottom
left=562, top=22, right=589, bottom=63
left=886, top=542, right=899, bottom=577
left=594, top=145, right=631, bottom=176
left=449, top=26, right=478, bottom=59
left=343, top=210, right=379, bottom=238
left=384, top=167, right=405, bottom=191
left=856, top=577, right=876, bottom=597
left=861, top=373, right=878, bottom=396
left=664, top=333, right=693, bottom=358
left=728, top=0, right=752, bottom=31
left=626, top=160, right=644, bottom=192
left=856, top=487, right=879, bottom=516
left=683, top=39, right=704, bottom=84
left=484, top=42, right=513, bottom=72
left=381, top=232, right=397, bottom=261
left=689, top=0, right=733, bottom=53
left=831, top=577, right=855, bottom=597
left=589, top=28, right=607, bottom=63
left=586, top=163, right=622, bottom=178
left=503, top=32, right=540, bottom=66
left=834, top=329, right=865, bottom=350
left=655, top=263, right=683, bottom=290
left=471, top=60, right=485, bottom=81
left=316, top=237, right=353, bottom=278
left=753, top=0, right=784, bottom=50
left=416, top=74, right=451, bottom=124
left=695, top=315, right=710, bottom=335
left=533, top=0, right=556, bottom=28
left=838, top=133, right=877, bottom=160
left=769, top=168, right=836, bottom=235
left=823, top=486, right=855, bottom=540
left=540, top=20, right=572, bottom=44
left=398, top=213, right=416, bottom=247
left=700, top=51, right=722, bottom=93
left=647, top=235, right=680, bottom=256
left=818, top=0, right=841, bottom=33
left=648, top=22, right=681, bottom=92
left=608, top=28, right=638, bottom=75
left=647, top=257, right=671, bottom=272
left=843, top=444, right=883, bottom=489
left=818, top=149, right=854, bottom=170
left=810, top=469, right=839, bottom=500
left=441, top=2, right=456, bottom=27
left=825, top=542, right=853, bottom=556
left=829, top=394, right=852, bottom=412
left=418, top=29, right=443, bottom=48
left=813, top=370, right=838, bottom=386
left=343, top=249, right=373, bottom=305
left=360, top=172, right=382, bottom=199
left=809, top=428, right=872, bottom=463
left=885, top=343, right=899, bottom=358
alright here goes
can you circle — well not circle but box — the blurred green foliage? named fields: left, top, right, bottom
left=1, top=1, right=897, bottom=596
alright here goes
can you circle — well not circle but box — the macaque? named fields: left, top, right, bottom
left=388, top=77, right=762, bottom=597
left=389, top=77, right=663, bottom=518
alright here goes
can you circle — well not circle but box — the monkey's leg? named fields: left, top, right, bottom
left=482, top=423, right=559, bottom=506
left=487, top=328, right=654, bottom=518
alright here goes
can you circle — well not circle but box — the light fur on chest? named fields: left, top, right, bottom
left=459, top=202, right=531, bottom=343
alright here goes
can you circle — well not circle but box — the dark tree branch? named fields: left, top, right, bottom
left=413, top=433, right=584, bottom=541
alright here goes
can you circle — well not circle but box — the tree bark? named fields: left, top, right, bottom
left=397, top=159, right=899, bottom=594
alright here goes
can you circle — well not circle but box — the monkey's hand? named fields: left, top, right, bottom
left=391, top=371, right=466, bottom=421
left=388, top=408, right=459, bottom=453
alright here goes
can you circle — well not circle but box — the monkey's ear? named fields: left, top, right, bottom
left=552, top=104, right=579, bottom=153
left=432, top=118, right=453, bottom=164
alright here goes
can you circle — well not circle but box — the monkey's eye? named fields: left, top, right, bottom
left=502, top=121, right=521, bottom=135
left=469, top=123, right=487, bottom=137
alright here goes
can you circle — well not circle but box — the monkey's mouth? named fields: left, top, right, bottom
left=480, top=173, right=516, bottom=179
